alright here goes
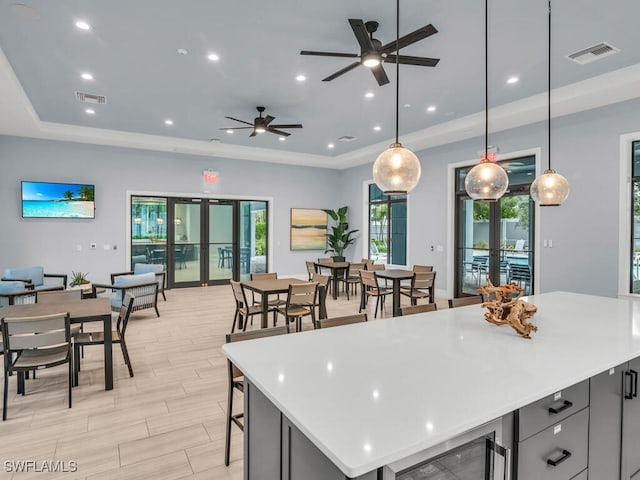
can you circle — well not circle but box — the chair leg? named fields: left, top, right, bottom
left=68, top=355, right=73, bottom=408
left=120, top=341, right=134, bottom=377
left=162, top=291, right=166, bottom=301
left=231, top=310, right=239, bottom=333
left=73, top=343, right=80, bottom=386
left=154, top=305, right=160, bottom=317
left=374, top=296, right=380, bottom=319
left=224, top=378, right=234, bottom=466
left=3, top=369, right=8, bottom=421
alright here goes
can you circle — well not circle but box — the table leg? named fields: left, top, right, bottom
left=261, top=294, right=269, bottom=328
left=332, top=270, right=339, bottom=300
left=392, top=279, right=401, bottom=317
left=103, top=313, right=113, bottom=390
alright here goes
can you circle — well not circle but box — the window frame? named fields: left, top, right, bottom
left=367, top=183, right=408, bottom=266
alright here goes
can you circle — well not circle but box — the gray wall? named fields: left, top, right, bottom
left=0, top=137, right=342, bottom=283
left=341, top=97, right=640, bottom=298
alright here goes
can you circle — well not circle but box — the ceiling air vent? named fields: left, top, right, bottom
left=338, top=135, right=356, bottom=142
left=566, top=42, right=619, bottom=65
left=75, top=91, right=107, bottom=104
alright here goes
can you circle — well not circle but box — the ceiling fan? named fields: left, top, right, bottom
left=301, top=19, right=440, bottom=86
left=221, top=106, right=303, bottom=137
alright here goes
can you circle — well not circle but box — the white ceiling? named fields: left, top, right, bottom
left=0, top=0, right=639, bottom=169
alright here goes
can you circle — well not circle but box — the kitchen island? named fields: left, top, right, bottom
left=222, top=292, right=640, bottom=479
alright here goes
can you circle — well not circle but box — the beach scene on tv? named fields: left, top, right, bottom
left=22, top=182, right=95, bottom=218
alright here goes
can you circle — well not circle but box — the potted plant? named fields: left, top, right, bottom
left=322, top=206, right=358, bottom=262
left=69, top=271, right=90, bottom=290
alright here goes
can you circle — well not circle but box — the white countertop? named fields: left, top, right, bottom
left=222, top=292, right=640, bottom=477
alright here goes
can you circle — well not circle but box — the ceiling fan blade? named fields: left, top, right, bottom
left=263, top=115, right=275, bottom=126
left=224, top=116, right=254, bottom=126
left=267, top=128, right=291, bottom=137
left=270, top=124, right=303, bottom=129
left=249, top=130, right=258, bottom=137
left=380, top=24, right=438, bottom=54
left=301, top=50, right=359, bottom=58
left=384, top=54, right=440, bottom=67
left=371, top=64, right=390, bottom=86
left=348, top=19, right=375, bottom=52
left=322, top=61, right=361, bottom=82
left=219, top=126, right=254, bottom=130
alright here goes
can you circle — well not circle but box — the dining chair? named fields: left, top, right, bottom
left=230, top=281, right=264, bottom=332
left=305, top=261, right=317, bottom=281
left=340, top=262, right=365, bottom=300
left=359, top=270, right=391, bottom=319
left=311, top=273, right=330, bottom=320
left=277, top=282, right=318, bottom=332
left=1, top=312, right=73, bottom=420
left=315, top=313, right=368, bottom=329
left=73, top=293, right=135, bottom=385
left=400, top=271, right=436, bottom=305
left=401, top=303, right=437, bottom=316
left=412, top=265, right=434, bottom=272
left=316, top=257, right=334, bottom=276
left=224, top=325, right=289, bottom=466
left=448, top=296, right=483, bottom=308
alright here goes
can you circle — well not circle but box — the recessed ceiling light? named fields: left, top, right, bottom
left=75, top=20, right=91, bottom=31
left=328, top=143, right=335, bottom=149
left=427, top=105, right=437, bottom=112
left=85, top=108, right=95, bottom=115
left=207, top=53, right=220, bottom=62
left=80, top=72, right=94, bottom=80
left=365, top=92, right=375, bottom=99
left=226, top=129, right=234, bottom=134
left=296, top=74, right=306, bottom=82
left=373, top=126, right=381, bottom=131
left=507, top=76, right=519, bottom=84
left=164, top=119, right=174, bottom=126
left=279, top=136, right=286, bottom=141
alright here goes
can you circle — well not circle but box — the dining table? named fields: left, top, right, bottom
left=242, top=277, right=326, bottom=328
left=1, top=297, right=114, bottom=390
left=313, top=261, right=349, bottom=300
left=375, top=268, right=414, bottom=317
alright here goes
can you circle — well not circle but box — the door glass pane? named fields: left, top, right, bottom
left=240, top=201, right=267, bottom=281
left=209, top=203, right=234, bottom=282
left=369, top=203, right=388, bottom=264
left=174, top=203, right=201, bottom=283
left=632, top=141, right=640, bottom=293
left=499, top=194, right=533, bottom=294
left=131, top=196, right=167, bottom=269
left=459, top=198, right=490, bottom=295
left=390, top=201, right=407, bottom=265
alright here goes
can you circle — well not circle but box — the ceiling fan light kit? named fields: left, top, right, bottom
left=220, top=106, right=302, bottom=138
left=530, top=0, right=570, bottom=206
left=464, top=0, right=509, bottom=202
left=372, top=0, right=422, bottom=195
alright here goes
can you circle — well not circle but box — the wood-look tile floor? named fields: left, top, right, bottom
left=0, top=283, right=447, bottom=479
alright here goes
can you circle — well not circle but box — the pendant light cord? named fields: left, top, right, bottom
left=548, top=0, right=552, bottom=171
left=484, top=0, right=488, bottom=157
left=395, top=0, right=400, bottom=145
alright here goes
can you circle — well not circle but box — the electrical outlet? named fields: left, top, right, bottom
left=90, top=243, right=96, bottom=250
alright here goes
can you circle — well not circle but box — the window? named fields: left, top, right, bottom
left=131, top=196, right=168, bottom=267
left=631, top=141, right=640, bottom=293
left=368, top=183, right=407, bottom=265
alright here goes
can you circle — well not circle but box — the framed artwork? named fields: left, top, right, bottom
left=290, top=208, right=328, bottom=251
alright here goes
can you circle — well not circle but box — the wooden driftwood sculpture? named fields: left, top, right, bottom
left=478, top=279, right=538, bottom=338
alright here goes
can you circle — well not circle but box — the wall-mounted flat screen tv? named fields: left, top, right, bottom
left=21, top=181, right=95, bottom=219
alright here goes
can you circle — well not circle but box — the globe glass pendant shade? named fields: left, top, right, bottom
left=373, top=143, right=421, bottom=194
left=530, top=169, right=569, bottom=206
left=464, top=160, right=509, bottom=201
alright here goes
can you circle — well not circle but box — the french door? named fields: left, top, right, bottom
left=454, top=157, right=535, bottom=297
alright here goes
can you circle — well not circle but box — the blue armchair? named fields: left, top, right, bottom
left=0, top=280, right=37, bottom=306
left=93, top=271, right=160, bottom=317
left=110, top=263, right=166, bottom=301
left=2, top=266, right=67, bottom=291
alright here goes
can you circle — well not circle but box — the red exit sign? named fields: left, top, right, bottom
left=203, top=170, right=219, bottom=184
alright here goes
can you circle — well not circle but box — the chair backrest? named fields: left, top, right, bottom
left=412, top=271, right=436, bottom=289
left=316, top=313, right=368, bottom=329
left=359, top=270, right=379, bottom=289
left=37, top=289, right=82, bottom=303
left=305, top=261, right=316, bottom=279
left=361, top=258, right=373, bottom=266
left=401, top=304, right=437, bottom=316
left=366, top=263, right=384, bottom=271
left=225, top=325, right=289, bottom=379
left=286, top=282, right=318, bottom=308
left=1, top=312, right=70, bottom=352
left=515, top=239, right=526, bottom=251
left=317, top=258, right=334, bottom=264
left=251, top=272, right=277, bottom=281
left=413, top=265, right=433, bottom=272
left=448, top=296, right=483, bottom=308
left=509, top=264, right=531, bottom=280
left=230, top=280, right=248, bottom=306
left=116, top=293, right=136, bottom=337
left=0, top=281, right=36, bottom=306
left=133, top=263, right=165, bottom=291
left=348, top=263, right=366, bottom=277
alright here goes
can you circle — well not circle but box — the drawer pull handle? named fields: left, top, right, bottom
left=546, top=449, right=572, bottom=467
left=548, top=400, right=573, bottom=414
left=625, top=371, right=635, bottom=400
left=631, top=369, right=638, bottom=398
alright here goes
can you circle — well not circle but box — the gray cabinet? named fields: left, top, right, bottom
left=588, top=358, right=640, bottom=480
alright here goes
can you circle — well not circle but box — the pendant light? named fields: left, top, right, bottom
left=530, top=0, right=569, bottom=206
left=464, top=0, right=509, bottom=202
left=372, top=0, right=421, bottom=195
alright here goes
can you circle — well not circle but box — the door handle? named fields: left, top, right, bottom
left=625, top=371, right=635, bottom=400
left=547, top=400, right=573, bottom=414
left=546, top=449, right=572, bottom=467
left=486, top=438, right=511, bottom=480
left=631, top=369, right=638, bottom=398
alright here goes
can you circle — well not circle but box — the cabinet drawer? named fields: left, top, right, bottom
left=518, top=379, right=589, bottom=440
left=517, top=407, right=589, bottom=480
